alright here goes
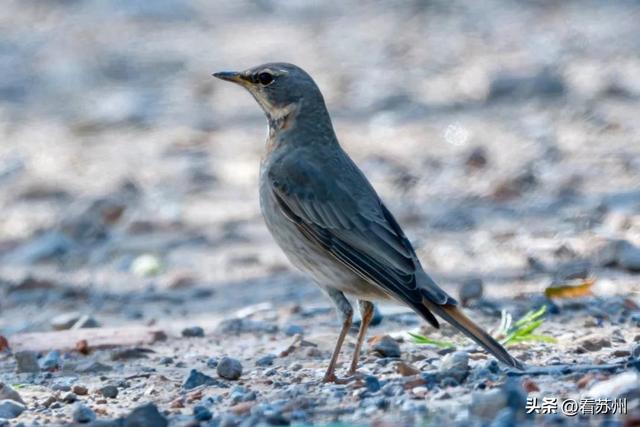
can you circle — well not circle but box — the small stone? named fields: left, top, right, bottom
left=364, top=375, right=381, bottom=393
left=0, top=383, right=24, bottom=404
left=72, top=403, right=96, bottom=423
left=459, top=278, right=483, bottom=306
left=575, top=334, right=611, bottom=352
left=618, top=242, right=640, bottom=272
left=74, top=361, right=112, bottom=374
left=216, top=318, right=278, bottom=334
left=206, top=357, right=219, bottom=368
left=72, top=385, right=88, bottom=396
left=283, top=325, right=304, bottom=336
left=370, top=335, right=401, bottom=358
left=131, top=254, right=163, bottom=277
left=62, top=392, right=77, bottom=403
left=0, top=399, right=25, bottom=419
left=632, top=344, right=640, bottom=359
left=124, top=403, right=168, bottom=427
left=14, top=350, right=40, bottom=373
left=217, top=357, right=243, bottom=380
left=183, top=369, right=225, bottom=390
left=71, top=315, right=100, bottom=329
left=396, top=362, right=420, bottom=377
left=40, top=350, right=61, bottom=371
left=438, top=351, right=470, bottom=383
left=99, top=385, right=118, bottom=399
left=522, top=378, right=540, bottom=393
left=256, top=354, right=276, bottom=367
left=470, top=388, right=506, bottom=420
left=181, top=326, right=205, bottom=338
left=51, top=312, right=82, bottom=330
left=464, top=146, right=489, bottom=170
left=588, top=371, right=639, bottom=399
left=193, top=405, right=212, bottom=421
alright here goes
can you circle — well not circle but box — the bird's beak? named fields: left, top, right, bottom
left=212, top=71, right=246, bottom=85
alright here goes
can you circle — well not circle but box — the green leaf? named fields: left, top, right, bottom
left=408, top=332, right=456, bottom=349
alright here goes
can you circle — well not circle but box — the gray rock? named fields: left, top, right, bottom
left=0, top=399, right=25, bottom=419
left=206, top=356, right=219, bottom=368
left=470, top=388, right=506, bottom=420
left=99, top=385, right=118, bottom=399
left=51, top=312, right=82, bottom=330
left=217, top=357, right=243, bottom=380
left=193, top=405, right=212, bottom=421
left=61, top=392, right=77, bottom=403
left=256, top=354, right=276, bottom=367
left=0, top=383, right=24, bottom=404
left=575, top=334, right=611, bottom=352
left=216, top=318, right=278, bottom=335
left=14, top=350, right=40, bottom=373
left=181, top=326, right=205, bottom=337
left=72, top=403, right=96, bottom=423
left=371, top=335, right=401, bottom=358
left=124, top=403, right=168, bottom=427
left=73, top=361, right=113, bottom=374
left=364, top=375, right=381, bottom=393
left=40, top=350, right=61, bottom=371
left=488, top=67, right=565, bottom=101
left=438, top=351, right=470, bottom=383
left=283, top=325, right=304, bottom=336
left=71, top=315, right=100, bottom=329
left=183, top=369, right=225, bottom=389
left=459, top=278, right=483, bottom=306
left=618, top=242, right=640, bottom=272
left=4, top=231, right=73, bottom=264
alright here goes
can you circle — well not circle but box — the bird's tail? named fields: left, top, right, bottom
left=421, top=298, right=525, bottom=370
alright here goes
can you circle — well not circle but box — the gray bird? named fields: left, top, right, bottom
left=214, top=63, right=524, bottom=382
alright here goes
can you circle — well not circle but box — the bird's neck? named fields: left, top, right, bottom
left=266, top=99, right=336, bottom=146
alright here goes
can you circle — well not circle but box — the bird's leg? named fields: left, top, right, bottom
left=348, top=300, right=374, bottom=376
left=323, top=289, right=353, bottom=384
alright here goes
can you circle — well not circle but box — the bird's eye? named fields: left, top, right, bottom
left=257, top=72, right=274, bottom=86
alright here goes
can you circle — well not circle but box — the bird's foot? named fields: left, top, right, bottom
left=322, top=372, right=356, bottom=384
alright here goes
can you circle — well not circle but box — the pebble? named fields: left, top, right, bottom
left=14, top=350, right=40, bottom=373
left=183, top=369, right=225, bottom=390
left=71, top=315, right=100, bottom=329
left=40, top=350, right=61, bottom=371
left=51, top=311, right=82, bottom=330
left=216, top=318, right=278, bottom=334
left=438, top=351, right=470, bottom=383
left=364, top=376, right=381, bottom=393
left=100, top=385, right=119, bottom=399
left=207, top=356, right=219, bottom=368
left=0, top=383, right=24, bottom=404
left=370, top=335, right=401, bottom=358
left=0, top=399, right=25, bottom=419
left=283, top=324, right=304, bottom=336
left=256, top=354, right=276, bottom=367
left=588, top=371, right=639, bottom=398
left=72, top=403, right=96, bottom=423
left=124, top=403, right=168, bottom=427
left=72, top=385, right=88, bottom=396
left=217, top=357, right=243, bottom=380
left=62, top=392, right=77, bottom=403
left=618, top=242, right=640, bottom=272
left=193, top=405, right=212, bottom=421
left=459, top=278, right=483, bottom=306
left=181, top=326, right=205, bottom=337
left=575, top=334, right=611, bottom=352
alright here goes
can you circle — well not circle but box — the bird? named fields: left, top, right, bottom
left=213, top=63, right=524, bottom=382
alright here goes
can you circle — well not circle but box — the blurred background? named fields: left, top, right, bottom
left=0, top=0, right=639, bottom=334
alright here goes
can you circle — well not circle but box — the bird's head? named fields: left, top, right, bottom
left=213, top=63, right=325, bottom=122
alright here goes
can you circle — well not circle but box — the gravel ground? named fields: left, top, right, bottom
left=0, top=1, right=639, bottom=426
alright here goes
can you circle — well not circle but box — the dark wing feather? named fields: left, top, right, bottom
left=268, top=150, right=455, bottom=328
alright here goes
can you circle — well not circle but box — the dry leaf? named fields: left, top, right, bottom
left=545, top=278, right=595, bottom=299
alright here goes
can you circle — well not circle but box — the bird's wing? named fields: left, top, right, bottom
left=267, top=149, right=455, bottom=327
